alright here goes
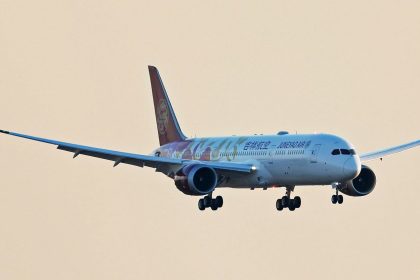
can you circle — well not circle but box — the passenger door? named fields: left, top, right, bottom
left=310, top=144, right=322, bottom=163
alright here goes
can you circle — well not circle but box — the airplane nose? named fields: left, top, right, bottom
left=343, top=158, right=361, bottom=179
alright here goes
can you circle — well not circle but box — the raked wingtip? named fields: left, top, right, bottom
left=0, top=129, right=10, bottom=134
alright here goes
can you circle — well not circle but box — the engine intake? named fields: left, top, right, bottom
left=339, top=165, right=376, bottom=196
left=174, top=165, right=218, bottom=196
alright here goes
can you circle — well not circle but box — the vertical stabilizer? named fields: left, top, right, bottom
left=148, top=66, right=186, bottom=146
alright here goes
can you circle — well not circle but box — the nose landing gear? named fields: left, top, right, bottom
left=331, top=189, right=344, bottom=204
left=198, top=193, right=223, bottom=211
left=276, top=186, right=301, bottom=211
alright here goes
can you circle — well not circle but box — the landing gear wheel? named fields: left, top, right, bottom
left=215, top=196, right=223, bottom=208
left=198, top=199, right=205, bottom=211
left=337, top=195, right=343, bottom=204
left=281, top=196, right=289, bottom=207
left=204, top=196, right=212, bottom=207
left=293, top=196, right=301, bottom=208
left=277, top=187, right=301, bottom=211
left=331, top=195, right=338, bottom=204
left=199, top=194, right=224, bottom=211
left=288, top=200, right=296, bottom=211
left=276, top=199, right=283, bottom=211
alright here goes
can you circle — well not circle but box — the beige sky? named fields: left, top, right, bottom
left=0, top=1, right=419, bottom=279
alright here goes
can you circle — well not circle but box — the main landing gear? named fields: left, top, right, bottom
left=276, top=186, right=301, bottom=211
left=331, top=189, right=344, bottom=204
left=198, top=193, right=223, bottom=211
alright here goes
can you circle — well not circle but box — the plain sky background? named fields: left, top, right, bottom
left=0, top=1, right=419, bottom=279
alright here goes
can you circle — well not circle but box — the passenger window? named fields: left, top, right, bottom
left=331, top=149, right=340, bottom=155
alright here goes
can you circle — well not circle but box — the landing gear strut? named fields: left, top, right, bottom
left=198, top=193, right=223, bottom=211
left=276, top=186, right=301, bottom=211
left=331, top=188, right=344, bottom=204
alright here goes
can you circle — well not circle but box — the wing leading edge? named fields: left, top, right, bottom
left=360, top=139, right=420, bottom=162
left=0, top=130, right=254, bottom=174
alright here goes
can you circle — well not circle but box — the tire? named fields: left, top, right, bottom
left=215, top=196, right=223, bottom=208
left=338, top=195, right=344, bottom=204
left=276, top=199, right=283, bottom=211
left=331, top=195, right=338, bottom=204
left=281, top=196, right=289, bottom=207
left=288, top=201, right=296, bottom=211
left=204, top=196, right=212, bottom=207
left=198, top=199, right=205, bottom=211
left=293, top=196, right=301, bottom=208
left=210, top=200, right=218, bottom=211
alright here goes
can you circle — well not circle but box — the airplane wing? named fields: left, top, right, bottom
left=0, top=130, right=254, bottom=174
left=360, top=139, right=420, bottom=162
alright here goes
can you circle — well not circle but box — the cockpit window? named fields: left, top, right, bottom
left=331, top=149, right=340, bottom=155
left=340, top=149, right=350, bottom=155
left=332, top=149, right=356, bottom=155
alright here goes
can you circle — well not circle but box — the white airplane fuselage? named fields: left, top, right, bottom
left=154, top=133, right=361, bottom=189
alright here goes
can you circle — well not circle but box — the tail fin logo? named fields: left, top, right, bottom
left=157, top=99, right=169, bottom=135
left=149, top=66, right=186, bottom=145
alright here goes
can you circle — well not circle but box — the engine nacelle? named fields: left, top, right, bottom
left=338, top=165, right=376, bottom=197
left=174, top=165, right=218, bottom=196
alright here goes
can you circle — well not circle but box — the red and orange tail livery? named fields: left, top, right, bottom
left=148, top=66, right=186, bottom=146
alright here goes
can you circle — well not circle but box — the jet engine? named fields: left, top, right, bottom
left=174, top=165, right=218, bottom=195
left=338, top=165, right=376, bottom=196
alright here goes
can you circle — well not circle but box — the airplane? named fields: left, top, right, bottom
left=1, top=66, right=419, bottom=212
